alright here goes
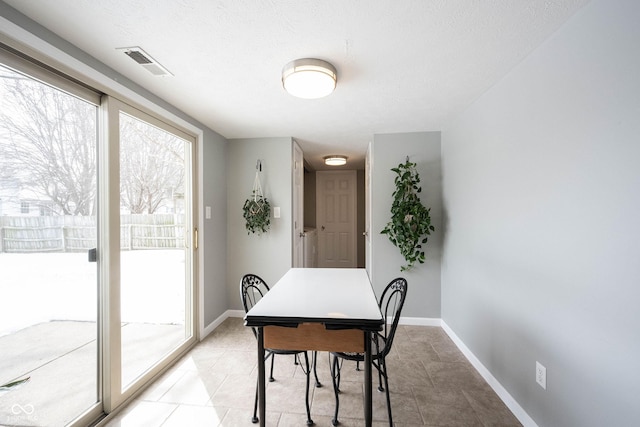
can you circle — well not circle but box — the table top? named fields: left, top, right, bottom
left=244, top=268, right=383, bottom=331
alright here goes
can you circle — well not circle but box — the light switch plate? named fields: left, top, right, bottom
left=273, top=207, right=281, bottom=218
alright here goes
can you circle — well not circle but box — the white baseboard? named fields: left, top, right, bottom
left=398, top=316, right=441, bottom=326
left=441, top=320, right=538, bottom=427
left=226, top=309, right=245, bottom=318
left=200, top=309, right=244, bottom=339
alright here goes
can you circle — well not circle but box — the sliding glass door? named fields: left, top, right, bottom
left=102, top=98, right=196, bottom=411
left=118, top=109, right=193, bottom=391
left=1, top=47, right=197, bottom=425
left=0, top=61, right=99, bottom=426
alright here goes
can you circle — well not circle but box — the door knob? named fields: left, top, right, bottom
left=321, top=225, right=325, bottom=231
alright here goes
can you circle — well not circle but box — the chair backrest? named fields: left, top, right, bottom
left=240, top=274, right=270, bottom=338
left=377, top=277, right=408, bottom=357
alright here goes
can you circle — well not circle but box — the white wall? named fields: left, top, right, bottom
left=227, top=137, right=293, bottom=310
left=441, top=0, right=640, bottom=425
left=371, top=132, right=442, bottom=318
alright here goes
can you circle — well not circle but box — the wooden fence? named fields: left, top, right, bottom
left=0, top=215, right=185, bottom=253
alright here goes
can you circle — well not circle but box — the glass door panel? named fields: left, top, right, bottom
left=118, top=111, right=191, bottom=390
left=0, top=63, right=98, bottom=426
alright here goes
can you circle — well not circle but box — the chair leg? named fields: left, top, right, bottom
left=303, top=352, right=314, bottom=426
left=380, top=356, right=393, bottom=426
left=377, top=358, right=385, bottom=392
left=269, top=353, right=275, bottom=382
left=330, top=354, right=341, bottom=426
left=313, top=351, right=322, bottom=388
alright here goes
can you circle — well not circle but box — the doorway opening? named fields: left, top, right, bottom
left=302, top=166, right=365, bottom=269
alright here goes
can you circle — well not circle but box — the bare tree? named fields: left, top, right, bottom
left=1, top=64, right=185, bottom=217
left=0, top=66, right=97, bottom=215
left=119, top=115, right=185, bottom=214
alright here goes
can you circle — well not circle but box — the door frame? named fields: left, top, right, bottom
left=292, top=141, right=304, bottom=267
left=365, top=143, right=372, bottom=277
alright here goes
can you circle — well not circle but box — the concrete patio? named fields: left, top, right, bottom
left=0, top=250, right=186, bottom=426
left=0, top=320, right=184, bottom=426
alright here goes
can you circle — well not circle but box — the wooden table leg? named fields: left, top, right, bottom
left=258, top=327, right=266, bottom=427
left=364, top=331, right=372, bottom=427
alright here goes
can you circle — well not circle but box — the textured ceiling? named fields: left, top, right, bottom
left=3, top=0, right=588, bottom=170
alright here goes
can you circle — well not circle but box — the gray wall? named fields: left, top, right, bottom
left=441, top=0, right=640, bottom=425
left=227, top=137, right=293, bottom=310
left=202, top=129, right=228, bottom=326
left=371, top=132, right=442, bottom=318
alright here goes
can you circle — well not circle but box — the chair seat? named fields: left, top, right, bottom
left=269, top=348, right=307, bottom=355
left=332, top=350, right=382, bottom=362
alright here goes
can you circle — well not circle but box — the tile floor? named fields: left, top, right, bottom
left=104, top=317, right=522, bottom=426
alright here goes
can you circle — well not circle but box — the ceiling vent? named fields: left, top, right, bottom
left=117, top=47, right=173, bottom=77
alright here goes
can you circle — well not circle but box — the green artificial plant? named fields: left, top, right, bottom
left=243, top=190, right=271, bottom=235
left=243, top=164, right=271, bottom=235
left=381, top=160, right=435, bottom=271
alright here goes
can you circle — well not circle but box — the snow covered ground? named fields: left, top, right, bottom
left=0, top=250, right=186, bottom=337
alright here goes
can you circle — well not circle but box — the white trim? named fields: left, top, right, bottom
left=441, top=321, right=539, bottom=427
left=397, top=316, right=441, bottom=326
left=197, top=133, right=205, bottom=340
left=226, top=309, right=246, bottom=318
left=200, top=310, right=245, bottom=339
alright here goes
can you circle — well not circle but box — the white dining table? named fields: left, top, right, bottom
left=244, top=268, right=383, bottom=427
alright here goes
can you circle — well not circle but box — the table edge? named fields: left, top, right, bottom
left=244, top=315, right=384, bottom=331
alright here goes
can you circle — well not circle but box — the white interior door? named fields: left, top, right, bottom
left=292, top=142, right=304, bottom=267
left=316, top=170, right=357, bottom=268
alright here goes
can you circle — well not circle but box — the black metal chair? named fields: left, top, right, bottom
left=240, top=274, right=320, bottom=425
left=329, top=277, right=408, bottom=426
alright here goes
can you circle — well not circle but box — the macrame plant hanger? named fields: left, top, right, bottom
left=251, top=160, right=265, bottom=215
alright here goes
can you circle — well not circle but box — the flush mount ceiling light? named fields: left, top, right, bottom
left=324, top=155, right=347, bottom=166
left=282, top=58, right=337, bottom=99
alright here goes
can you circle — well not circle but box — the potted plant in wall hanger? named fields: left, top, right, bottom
left=381, top=158, right=435, bottom=271
left=243, top=160, right=271, bottom=235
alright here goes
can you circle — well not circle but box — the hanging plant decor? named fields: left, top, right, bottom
left=243, top=164, right=271, bottom=235
left=381, top=160, right=435, bottom=271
